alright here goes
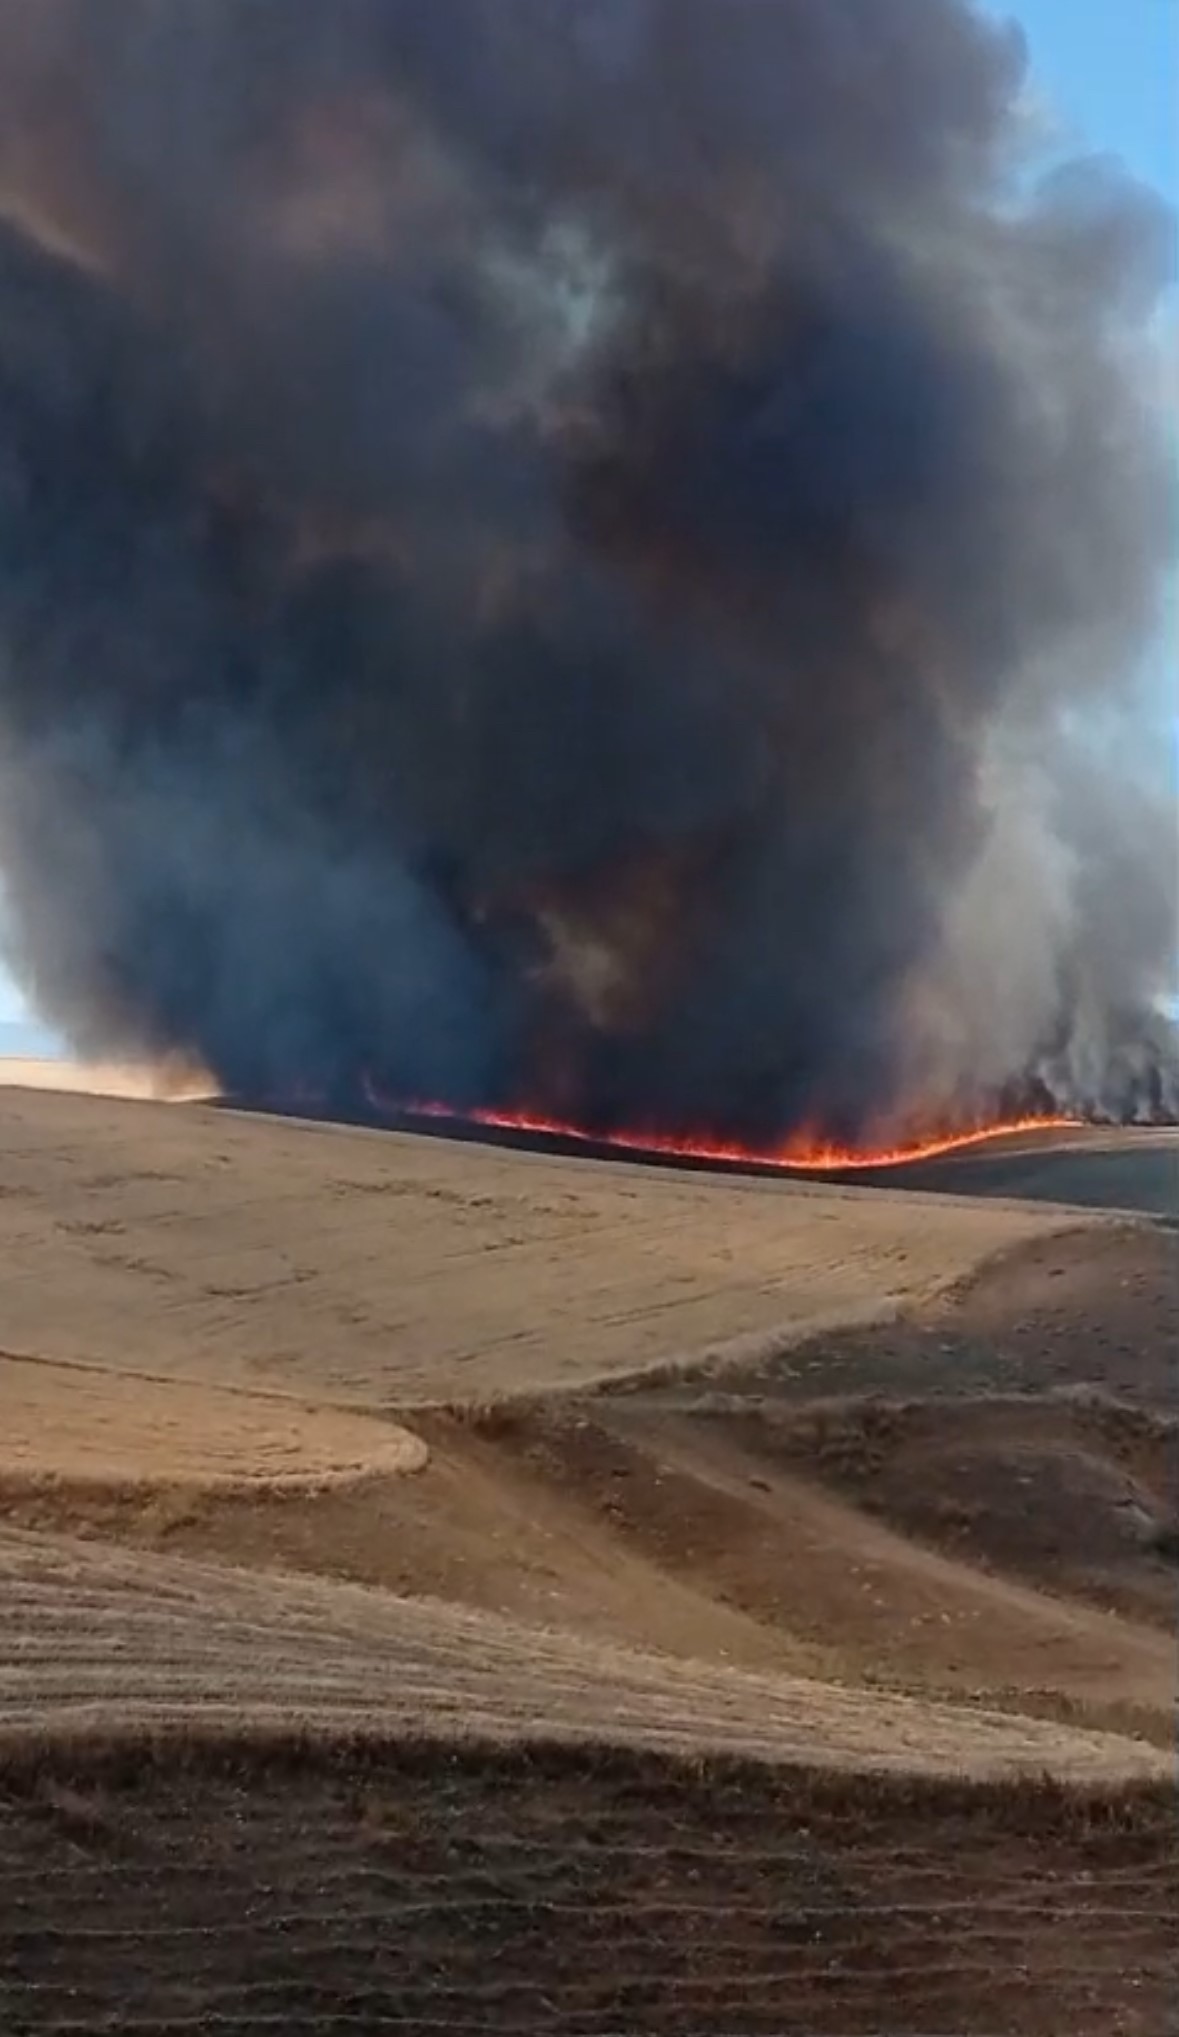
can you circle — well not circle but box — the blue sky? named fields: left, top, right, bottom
left=1, top=1, right=1175, bottom=1035
left=992, top=0, right=1175, bottom=199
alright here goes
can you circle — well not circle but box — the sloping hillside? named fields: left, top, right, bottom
left=0, top=1087, right=1084, bottom=1404
left=1, top=1088, right=1174, bottom=2035
left=2, top=1735, right=1173, bottom=2037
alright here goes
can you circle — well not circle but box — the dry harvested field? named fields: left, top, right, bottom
left=0, top=1078, right=1175, bottom=2032
left=2, top=1522, right=1168, bottom=1780
left=0, top=1085, right=1089, bottom=1406
left=1, top=1736, right=1174, bottom=2037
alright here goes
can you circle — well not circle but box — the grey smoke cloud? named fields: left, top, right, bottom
left=0, top=0, right=1174, bottom=1141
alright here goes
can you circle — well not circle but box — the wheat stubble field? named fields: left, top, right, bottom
left=0, top=1079, right=1176, bottom=2034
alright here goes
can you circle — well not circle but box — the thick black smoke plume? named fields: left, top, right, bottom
left=0, top=1, right=1175, bottom=1144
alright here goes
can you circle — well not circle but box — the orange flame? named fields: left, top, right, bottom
left=370, top=1085, right=1082, bottom=1173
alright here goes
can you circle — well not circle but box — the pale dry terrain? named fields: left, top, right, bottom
left=0, top=1352, right=425, bottom=1487
left=0, top=1085, right=1175, bottom=2034
left=0, top=1524, right=1166, bottom=1781
left=0, top=1086, right=1101, bottom=1410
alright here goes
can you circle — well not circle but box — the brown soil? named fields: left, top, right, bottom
left=736, top=1220, right=1178, bottom=1406
left=1, top=1735, right=1174, bottom=2037
left=698, top=1394, right=1177, bottom=1625
left=435, top=1399, right=1175, bottom=1727
left=1, top=1090, right=1176, bottom=2034
left=7, top=1218, right=1170, bottom=1744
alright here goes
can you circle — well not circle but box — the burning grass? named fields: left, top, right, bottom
left=368, top=1090, right=1088, bottom=1174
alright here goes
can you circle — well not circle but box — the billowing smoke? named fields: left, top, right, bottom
left=0, top=0, right=1175, bottom=1146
